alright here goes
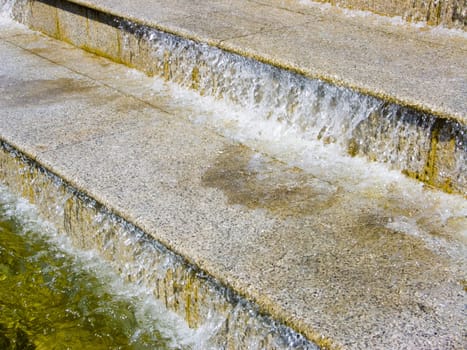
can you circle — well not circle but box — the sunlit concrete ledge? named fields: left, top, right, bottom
left=1, top=17, right=466, bottom=349
left=5, top=0, right=466, bottom=196
left=12, top=0, right=467, bottom=123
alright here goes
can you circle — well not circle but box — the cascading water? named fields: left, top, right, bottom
left=1, top=0, right=465, bottom=278
left=2, top=0, right=466, bottom=193
left=0, top=1, right=466, bottom=348
left=116, top=17, right=466, bottom=194
left=0, top=145, right=319, bottom=349
left=0, top=185, right=205, bottom=349
left=0, top=0, right=26, bottom=23
left=121, top=19, right=384, bottom=146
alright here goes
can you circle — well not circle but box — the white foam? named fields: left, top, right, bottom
left=0, top=0, right=27, bottom=30
left=0, top=0, right=14, bottom=24
left=0, top=0, right=13, bottom=16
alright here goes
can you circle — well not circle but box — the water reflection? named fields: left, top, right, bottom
left=0, top=188, right=193, bottom=350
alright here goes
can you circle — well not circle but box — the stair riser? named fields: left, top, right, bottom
left=0, top=142, right=322, bottom=349
left=9, top=0, right=467, bottom=195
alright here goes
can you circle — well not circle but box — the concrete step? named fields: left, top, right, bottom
left=267, top=0, right=467, bottom=30
left=0, top=16, right=466, bottom=349
left=3, top=0, right=467, bottom=195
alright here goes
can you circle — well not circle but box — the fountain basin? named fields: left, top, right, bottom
left=0, top=17, right=466, bottom=348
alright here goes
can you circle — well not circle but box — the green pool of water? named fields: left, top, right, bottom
left=0, top=189, right=192, bottom=350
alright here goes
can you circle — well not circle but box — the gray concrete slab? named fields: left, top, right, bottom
left=0, top=41, right=167, bottom=154
left=65, top=0, right=467, bottom=122
left=0, top=22, right=466, bottom=349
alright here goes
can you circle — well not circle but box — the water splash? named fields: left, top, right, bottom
left=0, top=144, right=321, bottom=349
left=0, top=185, right=203, bottom=349
left=0, top=4, right=466, bottom=347
left=296, top=0, right=467, bottom=35
left=0, top=0, right=28, bottom=24
left=104, top=68, right=467, bottom=260
left=0, top=0, right=14, bottom=25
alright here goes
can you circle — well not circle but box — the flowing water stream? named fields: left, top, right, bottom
left=0, top=150, right=317, bottom=350
left=0, top=1, right=466, bottom=348
left=0, top=184, right=209, bottom=349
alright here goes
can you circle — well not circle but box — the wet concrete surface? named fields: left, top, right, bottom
left=0, top=22, right=466, bottom=349
left=40, top=0, right=467, bottom=123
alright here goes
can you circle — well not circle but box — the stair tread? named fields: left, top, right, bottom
left=0, top=20, right=466, bottom=349
left=68, top=0, right=467, bottom=122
